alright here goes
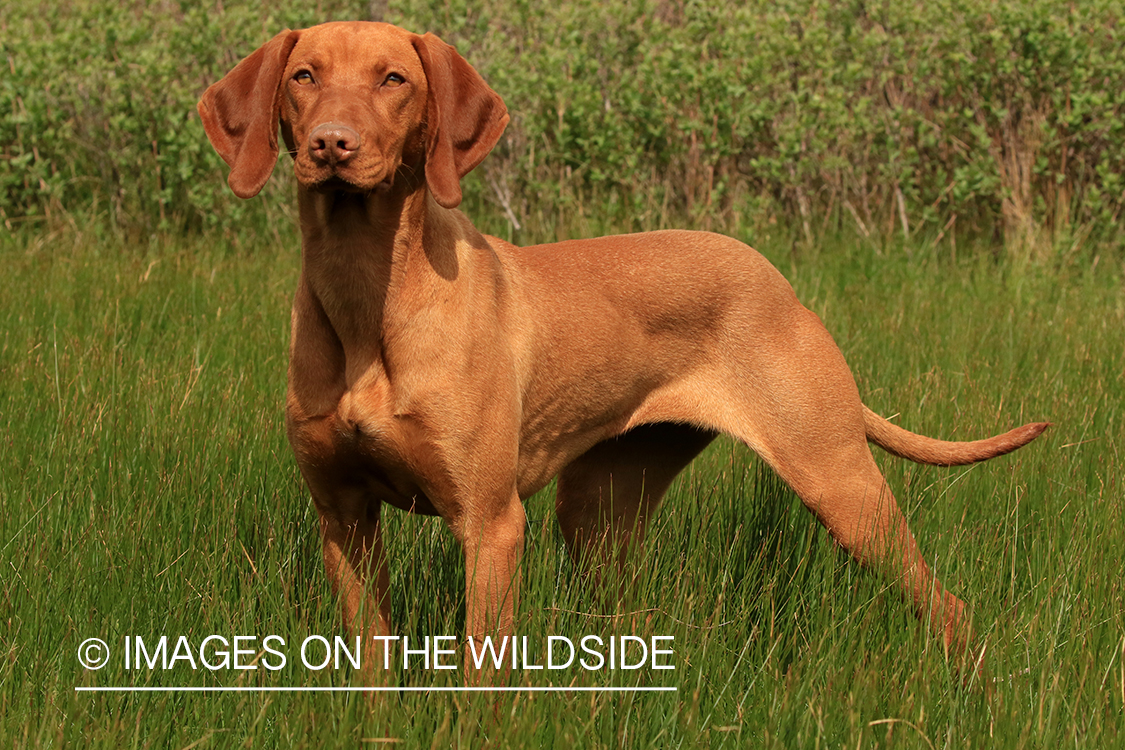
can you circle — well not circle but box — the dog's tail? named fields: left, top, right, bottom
left=863, top=406, right=1050, bottom=467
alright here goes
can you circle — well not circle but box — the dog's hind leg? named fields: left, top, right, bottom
left=773, top=441, right=974, bottom=655
left=724, top=306, right=976, bottom=656
left=556, top=423, right=717, bottom=596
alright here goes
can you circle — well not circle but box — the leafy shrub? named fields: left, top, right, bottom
left=2, top=0, right=1123, bottom=258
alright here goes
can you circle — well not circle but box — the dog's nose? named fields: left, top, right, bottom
left=308, top=123, right=361, bottom=165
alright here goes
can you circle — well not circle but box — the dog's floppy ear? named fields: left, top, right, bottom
left=198, top=30, right=301, bottom=199
left=412, top=33, right=509, bottom=209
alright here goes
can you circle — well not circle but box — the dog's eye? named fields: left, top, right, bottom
left=384, top=73, right=405, bottom=87
left=294, top=71, right=314, bottom=85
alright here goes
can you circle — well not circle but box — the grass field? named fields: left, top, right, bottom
left=1, top=224, right=1121, bottom=748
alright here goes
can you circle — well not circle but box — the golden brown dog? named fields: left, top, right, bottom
left=199, top=21, right=1048, bottom=677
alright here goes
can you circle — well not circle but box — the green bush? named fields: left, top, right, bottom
left=2, top=0, right=1123, bottom=258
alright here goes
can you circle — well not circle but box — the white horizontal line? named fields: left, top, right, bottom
left=75, top=685, right=676, bottom=693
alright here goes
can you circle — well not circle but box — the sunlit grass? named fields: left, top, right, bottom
left=1, top=228, right=1121, bottom=747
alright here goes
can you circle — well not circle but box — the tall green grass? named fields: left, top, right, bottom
left=1, top=227, right=1121, bottom=747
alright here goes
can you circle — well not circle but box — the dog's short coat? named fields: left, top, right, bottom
left=199, top=21, right=1048, bottom=675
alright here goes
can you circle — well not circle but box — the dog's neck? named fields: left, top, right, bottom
left=295, top=181, right=481, bottom=380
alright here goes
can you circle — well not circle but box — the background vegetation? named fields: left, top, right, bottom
left=2, top=0, right=1124, bottom=747
left=3, top=0, right=1125, bottom=259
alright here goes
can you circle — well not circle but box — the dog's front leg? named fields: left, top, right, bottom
left=311, top=487, right=394, bottom=684
left=456, top=492, right=526, bottom=684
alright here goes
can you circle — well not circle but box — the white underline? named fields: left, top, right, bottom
left=75, top=685, right=676, bottom=693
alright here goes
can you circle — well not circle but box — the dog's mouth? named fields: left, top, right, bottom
left=308, top=175, right=369, bottom=194
left=303, top=169, right=395, bottom=196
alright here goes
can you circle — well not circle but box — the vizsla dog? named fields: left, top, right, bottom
left=199, top=21, right=1047, bottom=676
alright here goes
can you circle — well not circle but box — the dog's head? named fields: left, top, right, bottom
left=197, top=22, right=509, bottom=208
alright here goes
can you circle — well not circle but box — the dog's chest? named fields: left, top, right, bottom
left=340, top=387, right=444, bottom=514
left=288, top=378, right=443, bottom=516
